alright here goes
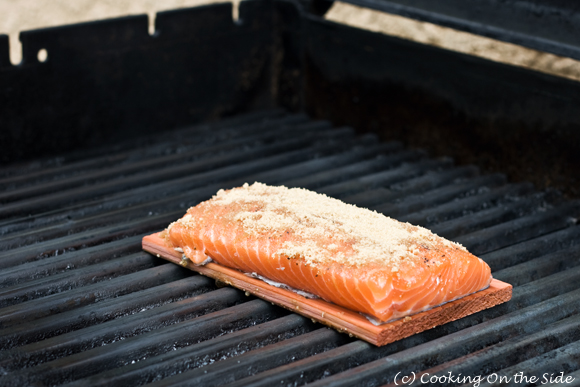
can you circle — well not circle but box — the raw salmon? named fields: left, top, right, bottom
left=163, top=182, right=491, bottom=323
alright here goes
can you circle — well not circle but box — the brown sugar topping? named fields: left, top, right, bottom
left=176, top=182, right=467, bottom=270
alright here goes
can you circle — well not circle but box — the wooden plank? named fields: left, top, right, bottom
left=143, top=232, right=512, bottom=346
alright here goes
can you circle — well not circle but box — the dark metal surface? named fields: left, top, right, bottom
left=0, top=1, right=276, bottom=163
left=1, top=110, right=579, bottom=386
left=337, top=0, right=580, bottom=61
left=301, top=11, right=580, bottom=198
left=3, top=0, right=580, bottom=200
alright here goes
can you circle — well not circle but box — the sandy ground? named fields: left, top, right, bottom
left=1, top=0, right=580, bottom=81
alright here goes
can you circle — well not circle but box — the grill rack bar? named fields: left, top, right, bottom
left=2, top=134, right=397, bottom=227
left=0, top=264, right=189, bottom=329
left=403, top=313, right=580, bottom=387
left=0, top=141, right=396, bottom=256
left=0, top=109, right=288, bottom=181
left=0, top=276, right=215, bottom=349
left=1, top=287, right=248, bottom=371
left=302, top=288, right=580, bottom=387
left=1, top=110, right=579, bottom=386
left=0, top=125, right=355, bottom=219
left=62, top=313, right=314, bottom=387
left=0, top=127, right=383, bottom=234
left=0, top=118, right=326, bottom=203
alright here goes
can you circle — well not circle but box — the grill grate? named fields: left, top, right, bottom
left=1, top=110, right=580, bottom=387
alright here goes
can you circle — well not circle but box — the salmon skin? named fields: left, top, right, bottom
left=164, top=182, right=492, bottom=323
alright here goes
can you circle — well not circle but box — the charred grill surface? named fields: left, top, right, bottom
left=1, top=110, right=579, bottom=387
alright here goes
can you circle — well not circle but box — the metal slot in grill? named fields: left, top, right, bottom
left=1, top=110, right=580, bottom=387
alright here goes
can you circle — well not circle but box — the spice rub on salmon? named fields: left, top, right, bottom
left=163, top=182, right=492, bottom=323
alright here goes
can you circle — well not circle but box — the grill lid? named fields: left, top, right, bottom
left=1, top=110, right=580, bottom=386
left=333, top=0, right=580, bottom=61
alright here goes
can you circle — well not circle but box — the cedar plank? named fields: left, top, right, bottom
left=143, top=232, right=512, bottom=346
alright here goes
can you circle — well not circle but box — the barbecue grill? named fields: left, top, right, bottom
left=2, top=0, right=580, bottom=386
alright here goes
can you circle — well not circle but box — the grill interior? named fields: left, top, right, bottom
left=1, top=110, right=580, bottom=386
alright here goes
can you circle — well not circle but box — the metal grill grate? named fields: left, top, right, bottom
left=1, top=110, right=580, bottom=387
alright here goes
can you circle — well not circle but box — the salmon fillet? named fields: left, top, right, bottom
left=163, top=182, right=492, bottom=323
